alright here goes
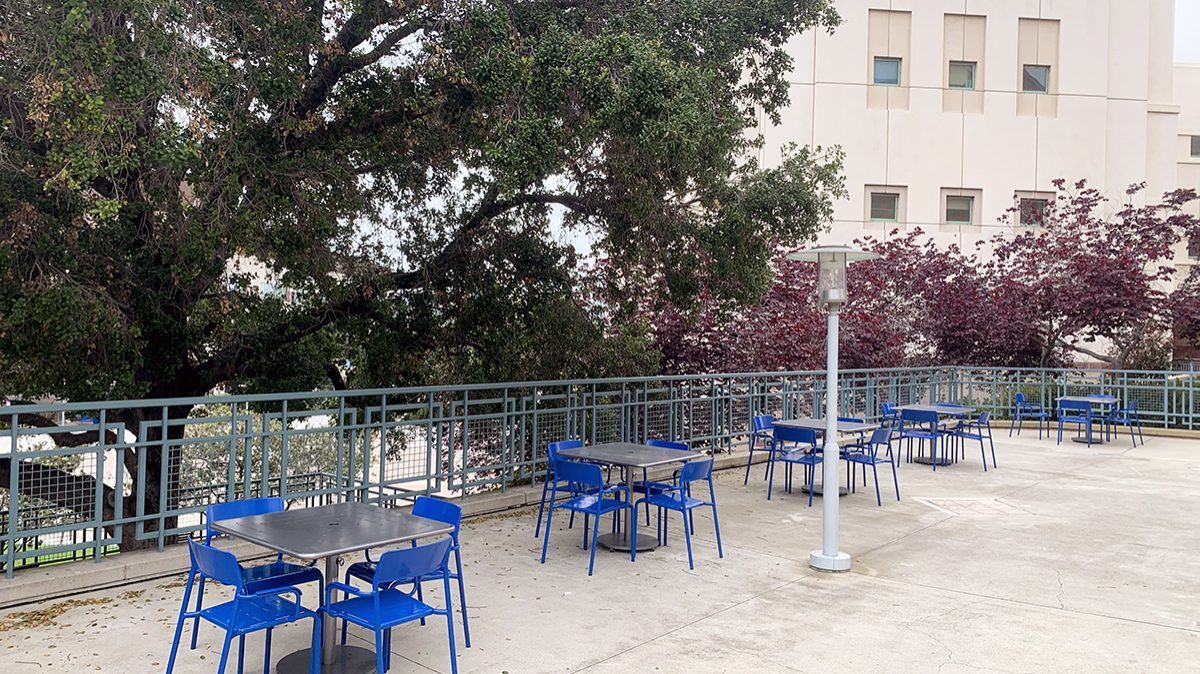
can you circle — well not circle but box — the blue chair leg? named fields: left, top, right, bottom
left=631, top=502, right=640, bottom=563
left=263, top=627, right=272, bottom=673
left=931, top=437, right=938, bottom=472
left=534, top=477, right=550, bottom=538
left=807, top=464, right=815, bottom=508
left=587, top=509, right=601, bottom=576
left=237, top=634, right=246, bottom=674
left=890, top=460, right=900, bottom=501
left=216, top=628, right=235, bottom=674
left=744, top=438, right=756, bottom=485
left=711, top=503, right=723, bottom=558
left=444, top=578, right=460, bottom=674
left=452, top=548, right=471, bottom=648
left=871, top=463, right=881, bottom=506
left=539, top=502, right=555, bottom=564
left=309, top=613, right=322, bottom=674
left=164, top=576, right=193, bottom=674
left=682, top=508, right=695, bottom=570
left=384, top=628, right=392, bottom=670
left=374, top=627, right=386, bottom=674
left=188, top=576, right=205, bottom=650
left=766, top=455, right=776, bottom=500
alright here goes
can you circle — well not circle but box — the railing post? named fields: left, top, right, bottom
left=95, top=409, right=107, bottom=564
left=6, top=412, right=18, bottom=577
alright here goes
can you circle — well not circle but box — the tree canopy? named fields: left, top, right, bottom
left=0, top=0, right=845, bottom=403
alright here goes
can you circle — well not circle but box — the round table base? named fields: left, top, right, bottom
left=796, top=484, right=849, bottom=497
left=1071, top=436, right=1107, bottom=445
left=277, top=645, right=376, bottom=674
left=911, top=457, right=953, bottom=466
left=596, top=531, right=658, bottom=552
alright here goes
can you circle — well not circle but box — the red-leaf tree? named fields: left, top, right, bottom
left=987, top=180, right=1198, bottom=369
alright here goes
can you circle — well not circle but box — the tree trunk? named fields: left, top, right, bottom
left=114, top=404, right=194, bottom=551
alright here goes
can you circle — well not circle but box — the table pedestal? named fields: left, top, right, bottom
left=277, top=645, right=375, bottom=673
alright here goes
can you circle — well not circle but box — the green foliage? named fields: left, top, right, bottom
left=0, top=0, right=842, bottom=403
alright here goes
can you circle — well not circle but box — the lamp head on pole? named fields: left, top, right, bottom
left=786, top=245, right=880, bottom=308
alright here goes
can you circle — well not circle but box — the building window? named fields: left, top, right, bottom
left=1189, top=233, right=1200, bottom=260
left=874, top=57, right=901, bottom=86
left=1022, top=65, right=1050, bottom=93
left=870, top=193, right=899, bottom=221
left=1191, top=136, right=1200, bottom=158
left=946, top=195, right=974, bottom=224
left=1018, top=198, right=1049, bottom=226
left=949, top=61, right=976, bottom=90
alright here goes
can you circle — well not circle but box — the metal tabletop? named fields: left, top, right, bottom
left=896, top=404, right=975, bottom=416
left=774, top=418, right=879, bottom=434
left=558, top=441, right=703, bottom=468
left=1056, top=395, right=1119, bottom=405
left=211, top=501, right=454, bottom=560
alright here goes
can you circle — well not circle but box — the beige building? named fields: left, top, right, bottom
left=1176, top=63, right=1200, bottom=267
left=759, top=0, right=1187, bottom=261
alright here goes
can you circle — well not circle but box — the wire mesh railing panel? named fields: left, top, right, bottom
left=3, top=365, right=1198, bottom=575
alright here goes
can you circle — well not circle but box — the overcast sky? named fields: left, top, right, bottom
left=1178, top=0, right=1200, bottom=63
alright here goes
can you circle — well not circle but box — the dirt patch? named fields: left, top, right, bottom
left=0, top=597, right=112, bottom=632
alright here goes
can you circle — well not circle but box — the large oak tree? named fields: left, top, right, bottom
left=0, top=0, right=844, bottom=548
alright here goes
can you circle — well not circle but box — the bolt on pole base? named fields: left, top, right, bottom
left=809, top=549, right=852, bottom=572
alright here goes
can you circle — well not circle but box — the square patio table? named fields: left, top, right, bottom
left=212, top=501, right=454, bottom=673
left=557, top=442, right=703, bottom=553
left=1056, top=395, right=1119, bottom=445
left=895, top=405, right=975, bottom=466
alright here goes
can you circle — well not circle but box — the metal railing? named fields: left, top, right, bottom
left=2, top=366, right=1197, bottom=576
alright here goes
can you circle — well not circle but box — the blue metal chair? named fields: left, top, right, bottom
left=167, top=540, right=322, bottom=674
left=631, top=458, right=723, bottom=569
left=539, top=459, right=632, bottom=575
left=533, top=439, right=593, bottom=538
left=766, top=425, right=821, bottom=505
left=1057, top=399, right=1094, bottom=446
left=633, top=439, right=692, bottom=525
left=880, top=402, right=899, bottom=428
left=837, top=415, right=868, bottom=486
left=325, top=538, right=458, bottom=674
left=899, top=409, right=944, bottom=470
left=951, top=411, right=997, bottom=471
left=343, top=496, right=471, bottom=648
left=191, top=497, right=323, bottom=650
left=843, top=428, right=900, bottom=506
left=744, top=414, right=775, bottom=484
left=1104, top=398, right=1144, bottom=446
left=1009, top=392, right=1050, bottom=438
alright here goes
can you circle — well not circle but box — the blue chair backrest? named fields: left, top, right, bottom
left=977, top=411, right=990, bottom=424
left=881, top=402, right=896, bottom=415
left=1126, top=399, right=1137, bottom=412
left=412, top=496, right=462, bottom=535
left=772, top=425, right=818, bottom=445
left=547, top=439, right=582, bottom=463
left=551, top=458, right=605, bottom=489
left=1014, top=392, right=1027, bottom=407
left=187, top=540, right=244, bottom=589
left=206, top=497, right=285, bottom=540
left=678, top=458, right=713, bottom=483
left=373, top=538, right=453, bottom=588
left=752, top=414, right=774, bottom=432
left=868, top=428, right=892, bottom=446
left=647, top=438, right=690, bottom=452
left=900, top=408, right=939, bottom=426
left=1058, top=399, right=1091, bottom=413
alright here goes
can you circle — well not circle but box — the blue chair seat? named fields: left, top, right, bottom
left=200, top=594, right=310, bottom=632
left=242, top=561, right=322, bottom=594
left=558, top=493, right=629, bottom=515
left=640, top=491, right=706, bottom=511
left=327, top=588, right=436, bottom=629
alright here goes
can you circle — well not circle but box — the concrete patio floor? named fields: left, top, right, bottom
left=2, top=429, right=1199, bottom=673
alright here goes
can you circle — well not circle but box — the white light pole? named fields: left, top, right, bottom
left=786, top=245, right=879, bottom=572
